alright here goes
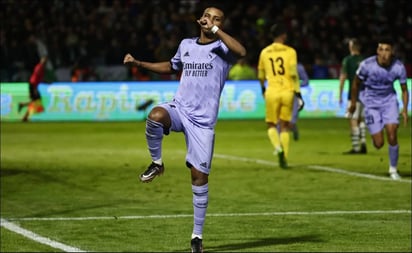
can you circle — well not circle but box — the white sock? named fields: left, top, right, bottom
left=191, top=233, right=202, bottom=239
left=273, top=147, right=283, bottom=155
left=389, top=166, right=397, bottom=174
left=153, top=159, right=162, bottom=165
left=359, top=122, right=366, bottom=143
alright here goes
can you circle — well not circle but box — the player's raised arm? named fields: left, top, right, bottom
left=123, top=53, right=173, bottom=74
left=197, top=7, right=246, bottom=58
left=212, top=27, right=246, bottom=57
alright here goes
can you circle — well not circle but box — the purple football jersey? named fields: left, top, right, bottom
left=170, top=38, right=235, bottom=128
left=356, top=56, right=407, bottom=107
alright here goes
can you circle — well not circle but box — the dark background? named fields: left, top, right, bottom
left=1, top=0, right=411, bottom=82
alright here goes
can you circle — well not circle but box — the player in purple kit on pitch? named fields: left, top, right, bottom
left=276, top=62, right=308, bottom=141
left=348, top=38, right=409, bottom=180
left=123, top=6, right=246, bottom=252
left=291, top=63, right=309, bottom=140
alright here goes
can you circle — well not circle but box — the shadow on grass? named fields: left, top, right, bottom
left=0, top=169, right=27, bottom=177
left=175, top=234, right=323, bottom=252
left=1, top=167, right=141, bottom=218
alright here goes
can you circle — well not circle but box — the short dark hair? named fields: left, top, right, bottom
left=270, top=23, right=287, bottom=38
left=377, top=36, right=394, bottom=46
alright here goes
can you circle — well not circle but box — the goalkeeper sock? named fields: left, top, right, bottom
left=280, top=131, right=290, bottom=158
left=268, top=127, right=281, bottom=152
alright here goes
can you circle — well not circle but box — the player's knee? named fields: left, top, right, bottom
left=148, top=107, right=170, bottom=126
left=373, top=140, right=384, bottom=149
left=148, top=107, right=165, bottom=120
left=191, top=167, right=208, bottom=186
left=387, top=135, right=397, bottom=146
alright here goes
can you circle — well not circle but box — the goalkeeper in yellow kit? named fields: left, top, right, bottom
left=257, top=23, right=304, bottom=168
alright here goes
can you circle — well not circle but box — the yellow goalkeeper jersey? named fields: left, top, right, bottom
left=257, top=42, right=300, bottom=93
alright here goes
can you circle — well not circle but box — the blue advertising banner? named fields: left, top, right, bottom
left=1, top=79, right=411, bottom=121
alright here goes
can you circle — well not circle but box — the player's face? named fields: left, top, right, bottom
left=377, top=43, right=393, bottom=66
left=348, top=41, right=354, bottom=50
left=200, top=8, right=224, bottom=27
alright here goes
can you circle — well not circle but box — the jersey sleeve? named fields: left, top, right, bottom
left=356, top=60, right=367, bottom=81
left=397, top=61, right=407, bottom=85
left=211, top=41, right=237, bottom=65
left=170, top=41, right=184, bottom=72
left=289, top=49, right=300, bottom=92
left=340, top=56, right=348, bottom=74
left=257, top=51, right=266, bottom=81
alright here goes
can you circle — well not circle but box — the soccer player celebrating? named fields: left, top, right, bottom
left=258, top=23, right=304, bottom=168
left=123, top=6, right=246, bottom=252
left=348, top=37, right=409, bottom=180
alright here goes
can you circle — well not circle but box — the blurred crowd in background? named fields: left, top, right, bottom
left=1, top=0, right=411, bottom=82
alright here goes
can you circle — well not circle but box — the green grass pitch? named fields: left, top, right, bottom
left=1, top=118, right=411, bottom=252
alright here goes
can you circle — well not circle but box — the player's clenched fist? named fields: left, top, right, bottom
left=123, top=53, right=135, bottom=65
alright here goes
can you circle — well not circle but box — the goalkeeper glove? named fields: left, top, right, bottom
left=295, top=92, right=304, bottom=111
left=261, top=86, right=266, bottom=95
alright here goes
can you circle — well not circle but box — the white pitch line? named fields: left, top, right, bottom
left=0, top=218, right=86, bottom=252
left=4, top=210, right=411, bottom=222
left=213, top=153, right=412, bottom=184
left=307, top=165, right=411, bottom=183
left=2, top=152, right=409, bottom=251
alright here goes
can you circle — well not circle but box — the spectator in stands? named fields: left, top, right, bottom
left=0, top=1, right=410, bottom=81
left=311, top=54, right=330, bottom=79
left=228, top=56, right=257, bottom=80
left=71, top=57, right=99, bottom=82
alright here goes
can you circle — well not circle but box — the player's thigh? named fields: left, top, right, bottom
left=364, top=106, right=384, bottom=135
left=265, top=93, right=281, bottom=123
left=183, top=122, right=215, bottom=175
left=279, top=91, right=294, bottom=122
left=382, top=100, right=400, bottom=125
left=157, top=102, right=183, bottom=132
